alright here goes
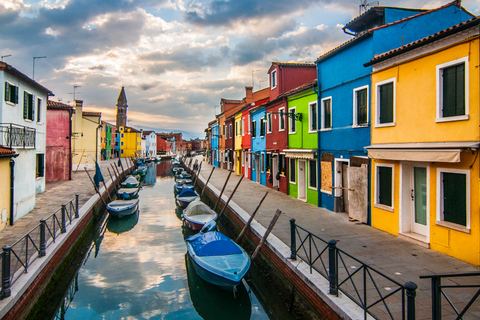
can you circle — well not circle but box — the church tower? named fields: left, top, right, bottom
left=116, top=86, right=128, bottom=128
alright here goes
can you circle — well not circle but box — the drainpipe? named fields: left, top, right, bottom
left=9, top=159, right=14, bottom=226
left=69, top=114, right=73, bottom=180
left=316, top=62, right=322, bottom=208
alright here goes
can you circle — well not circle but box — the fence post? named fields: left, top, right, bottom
left=431, top=277, right=441, bottom=320
left=75, top=194, right=79, bottom=218
left=290, top=219, right=296, bottom=260
left=405, top=281, right=417, bottom=320
left=2, top=246, right=11, bottom=298
left=328, top=240, right=338, bottom=296
left=61, top=205, right=67, bottom=233
left=40, top=219, right=46, bottom=257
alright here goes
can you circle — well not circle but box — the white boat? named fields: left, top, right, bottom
left=182, top=200, right=217, bottom=230
left=121, top=176, right=139, bottom=188
left=106, top=199, right=139, bottom=218
left=116, top=187, right=140, bottom=200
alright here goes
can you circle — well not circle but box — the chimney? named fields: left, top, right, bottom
left=245, top=86, right=253, bottom=104
left=75, top=99, right=83, bottom=109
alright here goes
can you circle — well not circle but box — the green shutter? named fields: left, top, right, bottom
left=23, top=91, right=28, bottom=119
left=379, top=83, right=393, bottom=123
left=31, top=95, right=35, bottom=121
left=443, top=172, right=466, bottom=226
left=357, top=89, right=367, bottom=125
left=443, top=64, right=465, bottom=117
left=14, top=86, right=18, bottom=104
left=5, top=82, right=9, bottom=102
left=378, top=166, right=392, bottom=206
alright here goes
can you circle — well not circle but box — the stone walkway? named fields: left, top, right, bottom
left=192, top=157, right=480, bottom=320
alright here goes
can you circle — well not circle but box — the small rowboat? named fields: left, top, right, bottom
left=182, top=200, right=217, bottom=230
left=121, top=176, right=139, bottom=188
left=176, top=188, right=199, bottom=208
left=106, top=199, right=139, bottom=218
left=174, top=183, right=195, bottom=195
left=117, top=187, right=140, bottom=200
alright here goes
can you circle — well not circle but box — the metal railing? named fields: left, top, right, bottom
left=0, top=195, right=79, bottom=299
left=290, top=219, right=417, bottom=320
left=0, top=123, right=36, bottom=149
left=420, top=272, right=480, bottom=320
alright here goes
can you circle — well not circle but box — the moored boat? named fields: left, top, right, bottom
left=107, top=209, right=139, bottom=235
left=174, top=183, right=194, bottom=195
left=176, top=188, right=199, bottom=208
left=117, top=187, right=140, bottom=200
left=121, top=176, right=139, bottom=188
left=106, top=199, right=139, bottom=218
left=182, top=200, right=217, bottom=230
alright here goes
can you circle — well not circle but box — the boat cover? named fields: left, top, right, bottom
left=186, top=232, right=242, bottom=257
left=178, top=188, right=198, bottom=198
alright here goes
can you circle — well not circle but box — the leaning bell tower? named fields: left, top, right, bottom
left=116, top=86, right=128, bottom=128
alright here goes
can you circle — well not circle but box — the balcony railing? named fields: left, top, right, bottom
left=0, top=123, right=36, bottom=149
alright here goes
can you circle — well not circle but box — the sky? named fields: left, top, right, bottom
left=1, top=0, right=479, bottom=139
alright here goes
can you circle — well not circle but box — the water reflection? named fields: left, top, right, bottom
left=107, top=210, right=140, bottom=235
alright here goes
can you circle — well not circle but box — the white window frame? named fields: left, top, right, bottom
left=436, top=57, right=469, bottom=123
left=267, top=113, right=272, bottom=133
left=36, top=97, right=43, bottom=123
left=288, top=107, right=296, bottom=134
left=23, top=90, right=34, bottom=122
left=436, top=167, right=470, bottom=232
left=374, top=77, right=396, bottom=127
left=260, top=118, right=265, bottom=137
left=252, top=120, right=256, bottom=139
left=261, top=152, right=265, bottom=173
left=278, top=107, right=285, bottom=131
left=242, top=118, right=245, bottom=136
left=248, top=115, right=250, bottom=135
left=5, top=81, right=18, bottom=105
left=374, top=163, right=394, bottom=212
left=229, top=124, right=232, bottom=139
left=271, top=69, right=277, bottom=89
left=320, top=97, right=332, bottom=131
left=308, top=101, right=318, bottom=133
left=353, top=85, right=369, bottom=128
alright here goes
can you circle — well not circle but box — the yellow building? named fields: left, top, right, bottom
left=118, top=126, right=141, bottom=158
left=235, top=111, right=243, bottom=175
left=366, top=18, right=480, bottom=265
left=0, top=148, right=18, bottom=231
left=71, top=100, right=102, bottom=170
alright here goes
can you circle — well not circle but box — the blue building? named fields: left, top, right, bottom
left=250, top=105, right=267, bottom=185
left=210, top=120, right=219, bottom=167
left=315, top=1, right=474, bottom=222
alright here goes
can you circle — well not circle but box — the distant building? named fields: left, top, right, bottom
left=142, top=130, right=157, bottom=157
left=117, top=126, right=141, bottom=158
left=116, top=86, right=128, bottom=128
left=71, top=100, right=101, bottom=170
left=101, top=121, right=116, bottom=160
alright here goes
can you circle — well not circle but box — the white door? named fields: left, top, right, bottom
left=298, top=160, right=306, bottom=200
left=272, top=155, right=279, bottom=188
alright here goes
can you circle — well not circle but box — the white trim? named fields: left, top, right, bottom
left=308, top=101, right=318, bottom=133
left=267, top=113, right=273, bottom=133
left=261, top=152, right=265, bottom=173
left=374, top=162, right=394, bottom=211
left=353, top=85, right=369, bottom=128
left=278, top=107, right=285, bottom=131
left=374, top=77, right=396, bottom=128
left=435, top=57, right=469, bottom=122
left=334, top=159, right=349, bottom=198
left=271, top=69, right=277, bottom=89
left=321, top=96, right=332, bottom=131
left=242, top=117, right=245, bottom=136
left=260, top=118, right=265, bottom=137
left=289, top=107, right=297, bottom=134
left=436, top=167, right=470, bottom=231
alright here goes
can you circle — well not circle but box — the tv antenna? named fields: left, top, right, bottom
left=69, top=85, right=81, bottom=101
left=360, top=0, right=379, bottom=14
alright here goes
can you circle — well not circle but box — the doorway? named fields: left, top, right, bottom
left=298, top=160, right=306, bottom=201
left=272, top=154, right=279, bottom=188
left=334, top=159, right=349, bottom=213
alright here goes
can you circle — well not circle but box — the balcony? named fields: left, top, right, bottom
left=0, top=123, right=36, bottom=149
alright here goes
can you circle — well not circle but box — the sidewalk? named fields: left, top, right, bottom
left=194, top=158, right=480, bottom=319
left=0, top=159, right=129, bottom=249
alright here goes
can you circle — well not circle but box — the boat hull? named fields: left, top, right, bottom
left=106, top=199, right=139, bottom=218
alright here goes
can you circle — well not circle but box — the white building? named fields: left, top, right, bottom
left=144, top=131, right=157, bottom=157
left=0, top=62, right=53, bottom=222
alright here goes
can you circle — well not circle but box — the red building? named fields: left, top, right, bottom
left=156, top=134, right=167, bottom=154
left=264, top=62, right=316, bottom=193
left=46, top=100, right=74, bottom=181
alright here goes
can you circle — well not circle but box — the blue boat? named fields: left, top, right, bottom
left=185, top=222, right=251, bottom=291
left=174, top=183, right=194, bottom=195
left=176, top=188, right=199, bottom=208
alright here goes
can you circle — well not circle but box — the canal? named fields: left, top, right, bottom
left=35, top=160, right=282, bottom=320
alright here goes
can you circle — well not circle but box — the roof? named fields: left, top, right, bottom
left=83, top=111, right=101, bottom=117
left=117, top=86, right=127, bottom=106
left=268, top=61, right=315, bottom=73
left=124, top=126, right=141, bottom=133
left=47, top=100, right=74, bottom=111
left=221, top=98, right=244, bottom=104
left=365, top=16, right=480, bottom=67
left=0, top=147, right=17, bottom=158
left=0, top=62, right=54, bottom=96
left=279, top=79, right=317, bottom=99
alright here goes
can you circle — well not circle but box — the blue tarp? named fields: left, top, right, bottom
left=186, top=232, right=242, bottom=257
left=178, top=188, right=197, bottom=198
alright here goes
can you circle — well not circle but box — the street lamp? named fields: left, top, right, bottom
left=33, top=56, right=46, bottom=80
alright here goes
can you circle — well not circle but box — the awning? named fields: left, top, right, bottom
left=366, top=142, right=480, bottom=163
left=284, top=149, right=317, bottom=159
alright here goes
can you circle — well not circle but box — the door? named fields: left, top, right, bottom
left=256, top=155, right=260, bottom=183
left=272, top=155, right=279, bottom=188
left=412, top=166, right=427, bottom=235
left=298, top=160, right=306, bottom=200
left=342, top=162, right=349, bottom=213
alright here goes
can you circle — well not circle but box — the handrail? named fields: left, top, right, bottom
left=0, top=123, right=36, bottom=149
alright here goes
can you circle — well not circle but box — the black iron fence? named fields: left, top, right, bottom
left=0, top=195, right=79, bottom=299
left=290, top=219, right=417, bottom=320
left=0, top=123, right=36, bottom=149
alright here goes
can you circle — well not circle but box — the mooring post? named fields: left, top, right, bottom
left=111, top=164, right=120, bottom=186
left=39, top=219, right=46, bottom=257
left=75, top=194, right=79, bottom=218
left=84, top=168, right=108, bottom=207
left=200, top=167, right=215, bottom=198
left=290, top=219, right=296, bottom=260
left=213, top=170, right=233, bottom=211
left=328, top=240, right=338, bottom=296
left=431, top=276, right=442, bottom=320
left=405, top=281, right=417, bottom=320
left=219, top=175, right=244, bottom=216
left=2, top=246, right=11, bottom=298
left=192, top=162, right=202, bottom=186
left=236, top=191, right=268, bottom=243
left=61, top=204, right=67, bottom=233
left=251, top=209, right=282, bottom=261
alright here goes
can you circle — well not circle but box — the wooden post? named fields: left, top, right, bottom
left=200, top=167, right=215, bottom=198
left=213, top=170, right=233, bottom=211
left=219, top=175, right=244, bottom=216
left=102, top=179, right=113, bottom=201
left=114, top=163, right=122, bottom=180
left=251, top=209, right=282, bottom=261
left=236, top=191, right=268, bottom=243
left=84, top=168, right=108, bottom=207
left=192, top=162, right=202, bottom=186
left=107, top=167, right=119, bottom=189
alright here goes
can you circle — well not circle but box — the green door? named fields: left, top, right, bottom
left=413, top=167, right=427, bottom=234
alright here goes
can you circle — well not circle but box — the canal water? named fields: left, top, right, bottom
left=44, top=160, right=277, bottom=320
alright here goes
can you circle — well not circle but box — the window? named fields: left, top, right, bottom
left=266, top=153, right=271, bottom=172
left=260, top=118, right=265, bottom=137
left=279, top=108, right=285, bottom=131
left=309, top=101, right=318, bottom=132
left=289, top=158, right=296, bottom=183
left=36, top=98, right=42, bottom=122
left=36, top=154, right=44, bottom=178
left=271, top=69, right=277, bottom=89
left=279, top=154, right=286, bottom=175
left=375, top=164, right=393, bottom=208
left=229, top=124, right=232, bottom=139
left=23, top=91, right=35, bottom=121
left=121, top=133, right=124, bottom=138
left=248, top=115, right=250, bottom=135
left=309, top=160, right=317, bottom=188
left=375, top=78, right=395, bottom=126
left=242, top=118, right=245, bottom=136
left=437, top=57, right=468, bottom=121
left=251, top=120, right=256, bottom=138
left=437, top=168, right=469, bottom=228
left=267, top=113, right=272, bottom=133
left=354, top=86, right=368, bottom=126
left=321, top=97, right=332, bottom=130
left=4, top=82, right=18, bottom=104
left=121, top=141, right=124, bottom=146
left=289, top=107, right=296, bottom=134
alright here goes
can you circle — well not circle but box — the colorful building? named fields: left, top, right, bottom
left=72, top=100, right=102, bottom=170
left=366, top=17, right=480, bottom=265
left=117, top=126, right=141, bottom=158
left=100, top=121, right=115, bottom=160
left=234, top=111, right=243, bottom=175
left=0, top=148, right=18, bottom=230
left=250, top=105, right=266, bottom=185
